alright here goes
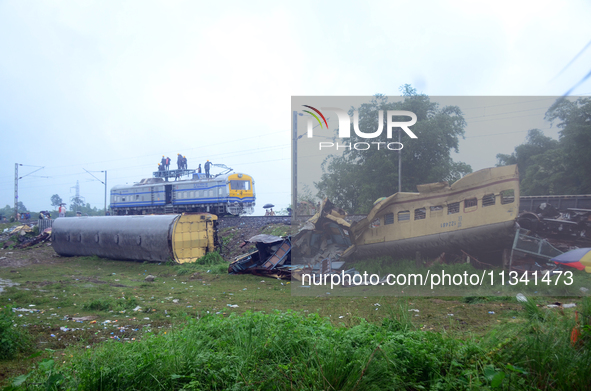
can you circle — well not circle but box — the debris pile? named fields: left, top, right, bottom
left=513, top=203, right=591, bottom=274
left=228, top=200, right=356, bottom=280
left=517, top=203, right=591, bottom=247
left=16, top=228, right=52, bottom=249
left=1, top=224, right=51, bottom=249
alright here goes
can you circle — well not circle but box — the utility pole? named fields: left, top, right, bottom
left=292, top=111, right=298, bottom=221
left=398, top=128, right=402, bottom=193
left=104, top=170, right=107, bottom=215
left=14, top=163, right=45, bottom=219
left=84, top=169, right=108, bottom=215
left=14, top=164, right=18, bottom=219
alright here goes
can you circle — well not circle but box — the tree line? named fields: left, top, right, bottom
left=496, top=97, right=591, bottom=196
left=312, top=89, right=590, bottom=214
left=0, top=193, right=107, bottom=221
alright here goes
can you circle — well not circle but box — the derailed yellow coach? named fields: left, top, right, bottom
left=343, top=165, right=520, bottom=261
left=52, top=213, right=219, bottom=263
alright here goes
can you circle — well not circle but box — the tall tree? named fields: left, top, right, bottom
left=545, top=97, right=591, bottom=193
left=496, top=129, right=559, bottom=175
left=497, top=97, right=591, bottom=195
left=495, top=129, right=575, bottom=195
left=50, top=194, right=63, bottom=208
left=17, top=202, right=27, bottom=213
left=315, top=86, right=472, bottom=214
left=69, top=196, right=85, bottom=212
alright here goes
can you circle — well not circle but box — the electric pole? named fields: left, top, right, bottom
left=292, top=111, right=298, bottom=221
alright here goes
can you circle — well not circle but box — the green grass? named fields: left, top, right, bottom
left=1, top=245, right=590, bottom=390
left=12, top=300, right=591, bottom=390
left=261, top=225, right=290, bottom=237
left=0, top=306, right=31, bottom=360
left=12, top=310, right=495, bottom=390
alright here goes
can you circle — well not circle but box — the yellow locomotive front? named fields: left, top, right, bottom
left=226, top=173, right=255, bottom=215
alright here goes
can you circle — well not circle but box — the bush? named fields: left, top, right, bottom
left=194, top=251, right=224, bottom=266
left=0, top=306, right=31, bottom=360
left=83, top=297, right=138, bottom=312
left=175, top=252, right=226, bottom=275
left=83, top=298, right=113, bottom=311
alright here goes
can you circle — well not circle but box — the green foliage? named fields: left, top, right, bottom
left=546, top=97, right=591, bottom=193
left=497, top=97, right=591, bottom=195
left=50, top=194, right=63, bottom=208
left=315, top=86, right=472, bottom=213
left=0, top=307, right=31, bottom=360
left=484, top=297, right=591, bottom=390
left=82, top=297, right=138, bottom=312
left=39, top=311, right=494, bottom=390
left=175, top=252, right=226, bottom=275
left=82, top=298, right=113, bottom=312
left=194, top=251, right=224, bottom=266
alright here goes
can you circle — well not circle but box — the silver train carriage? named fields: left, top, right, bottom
left=110, top=172, right=255, bottom=216
left=52, top=213, right=219, bottom=263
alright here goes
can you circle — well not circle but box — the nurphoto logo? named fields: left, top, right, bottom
left=303, top=105, right=417, bottom=151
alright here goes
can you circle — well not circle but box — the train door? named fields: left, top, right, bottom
left=165, top=184, right=173, bottom=204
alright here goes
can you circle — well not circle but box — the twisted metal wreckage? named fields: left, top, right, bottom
left=228, top=200, right=353, bottom=281
left=229, top=165, right=591, bottom=281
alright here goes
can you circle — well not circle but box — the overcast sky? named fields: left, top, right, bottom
left=1, top=0, right=590, bottom=216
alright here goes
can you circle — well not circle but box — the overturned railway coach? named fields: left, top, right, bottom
left=52, top=213, right=219, bottom=263
left=344, top=165, right=520, bottom=261
left=110, top=172, right=255, bottom=216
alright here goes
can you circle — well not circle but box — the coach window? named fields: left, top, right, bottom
left=384, top=213, right=394, bottom=225
left=482, top=193, right=496, bottom=206
left=398, top=210, right=410, bottom=222
left=122, top=197, right=126, bottom=202
left=447, top=202, right=460, bottom=214
left=136, top=195, right=140, bottom=200
left=414, top=207, right=426, bottom=220
left=501, top=189, right=515, bottom=204
left=464, top=198, right=478, bottom=212
left=430, top=205, right=443, bottom=218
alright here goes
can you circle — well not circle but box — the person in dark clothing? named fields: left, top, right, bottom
left=161, top=155, right=166, bottom=167
left=182, top=156, right=188, bottom=170
left=177, top=154, right=183, bottom=170
left=165, top=157, right=170, bottom=170
left=158, top=163, right=164, bottom=171
left=197, top=164, right=202, bottom=173
left=204, top=160, right=212, bottom=178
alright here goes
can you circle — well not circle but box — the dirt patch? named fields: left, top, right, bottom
left=0, top=244, right=64, bottom=268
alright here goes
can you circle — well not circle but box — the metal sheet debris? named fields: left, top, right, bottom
left=228, top=199, right=356, bottom=280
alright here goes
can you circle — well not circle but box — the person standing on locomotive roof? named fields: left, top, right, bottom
left=161, top=155, right=166, bottom=167
left=197, top=164, right=202, bottom=174
left=204, top=160, right=212, bottom=178
left=183, top=156, right=188, bottom=170
left=177, top=153, right=183, bottom=170
left=165, top=157, right=170, bottom=171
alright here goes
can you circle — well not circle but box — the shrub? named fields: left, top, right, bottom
left=0, top=306, right=31, bottom=360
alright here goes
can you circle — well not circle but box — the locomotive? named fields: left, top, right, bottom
left=110, top=165, right=255, bottom=216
